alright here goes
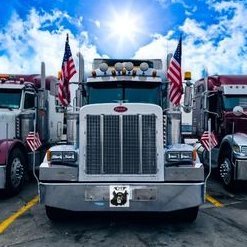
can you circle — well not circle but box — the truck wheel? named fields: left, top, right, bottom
left=45, top=206, right=65, bottom=221
left=173, top=206, right=199, bottom=222
left=6, top=148, right=26, bottom=195
left=180, top=206, right=199, bottom=222
left=219, top=156, right=235, bottom=190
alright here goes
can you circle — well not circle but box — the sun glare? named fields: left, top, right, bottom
left=106, top=10, right=144, bottom=46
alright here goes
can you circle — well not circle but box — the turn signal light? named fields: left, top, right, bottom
left=47, top=150, right=51, bottom=162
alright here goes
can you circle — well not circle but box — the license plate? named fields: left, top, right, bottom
left=109, top=185, right=130, bottom=207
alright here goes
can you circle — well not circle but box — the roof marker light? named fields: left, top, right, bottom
left=152, top=70, right=157, bottom=77
left=122, top=68, right=127, bottom=75
left=112, top=69, right=116, bottom=77
left=92, top=70, right=97, bottom=77
left=132, top=69, right=137, bottom=77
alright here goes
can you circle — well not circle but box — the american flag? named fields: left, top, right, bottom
left=26, top=132, right=42, bottom=152
left=58, top=34, right=77, bottom=106
left=201, top=131, right=218, bottom=151
left=167, top=37, right=183, bottom=106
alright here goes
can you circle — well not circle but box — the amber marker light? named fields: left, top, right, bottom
left=58, top=71, right=62, bottom=80
left=91, top=70, right=97, bottom=77
left=122, top=68, right=127, bottom=75
left=132, top=69, right=137, bottom=76
left=47, top=150, right=51, bottom=162
left=184, top=71, right=191, bottom=80
left=111, top=69, right=116, bottom=76
left=152, top=70, right=157, bottom=77
left=192, top=149, right=197, bottom=165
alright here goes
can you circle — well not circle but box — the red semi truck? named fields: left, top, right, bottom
left=192, top=75, right=247, bottom=189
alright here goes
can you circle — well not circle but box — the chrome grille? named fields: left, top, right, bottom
left=241, top=146, right=247, bottom=154
left=86, top=114, right=157, bottom=175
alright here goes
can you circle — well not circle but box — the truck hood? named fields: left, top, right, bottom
left=231, top=133, right=247, bottom=146
left=0, top=110, right=21, bottom=140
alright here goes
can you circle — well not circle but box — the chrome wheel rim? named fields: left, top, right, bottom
left=10, top=157, right=24, bottom=188
left=220, top=158, right=232, bottom=185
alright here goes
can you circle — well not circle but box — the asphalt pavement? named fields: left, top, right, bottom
left=0, top=173, right=247, bottom=247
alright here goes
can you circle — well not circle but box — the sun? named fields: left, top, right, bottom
left=105, top=9, right=144, bottom=46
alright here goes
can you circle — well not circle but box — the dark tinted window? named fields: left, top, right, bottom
left=24, top=93, right=35, bottom=109
left=0, top=89, right=22, bottom=109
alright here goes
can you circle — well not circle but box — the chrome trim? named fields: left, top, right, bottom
left=100, top=114, right=104, bottom=174
left=236, top=159, right=247, bottom=180
left=0, top=165, right=6, bottom=189
left=139, top=114, right=142, bottom=173
left=120, top=115, right=123, bottom=174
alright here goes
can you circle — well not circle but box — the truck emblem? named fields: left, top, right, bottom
left=114, top=106, right=128, bottom=112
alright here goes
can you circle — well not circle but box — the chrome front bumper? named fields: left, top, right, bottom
left=39, top=182, right=204, bottom=212
left=0, top=165, right=6, bottom=189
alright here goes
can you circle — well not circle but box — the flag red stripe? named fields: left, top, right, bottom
left=58, top=36, right=76, bottom=107
left=167, top=38, right=182, bottom=106
left=201, top=131, right=218, bottom=151
left=26, top=132, right=42, bottom=152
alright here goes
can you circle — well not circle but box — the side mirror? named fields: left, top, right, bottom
left=233, top=106, right=244, bottom=116
left=183, top=85, right=192, bottom=113
left=203, top=93, right=207, bottom=110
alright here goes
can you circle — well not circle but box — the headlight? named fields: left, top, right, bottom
left=180, top=152, right=193, bottom=160
left=167, top=152, right=180, bottom=161
left=50, top=151, right=63, bottom=162
left=47, top=150, right=77, bottom=163
left=63, top=151, right=77, bottom=162
left=166, top=151, right=193, bottom=162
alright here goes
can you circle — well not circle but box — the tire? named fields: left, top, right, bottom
left=171, top=206, right=199, bottom=223
left=219, top=155, right=235, bottom=191
left=179, top=206, right=199, bottom=222
left=45, top=206, right=66, bottom=221
left=5, top=148, right=26, bottom=195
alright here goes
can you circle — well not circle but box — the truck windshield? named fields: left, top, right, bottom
left=88, top=82, right=161, bottom=105
left=223, top=95, right=247, bottom=110
left=0, top=89, right=22, bottom=109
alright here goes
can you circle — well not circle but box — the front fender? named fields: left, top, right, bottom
left=222, top=133, right=247, bottom=146
left=0, top=139, right=26, bottom=165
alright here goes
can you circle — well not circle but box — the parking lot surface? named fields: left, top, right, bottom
left=0, top=173, right=247, bottom=247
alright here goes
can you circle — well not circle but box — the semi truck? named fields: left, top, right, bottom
left=39, top=57, right=204, bottom=222
left=0, top=63, right=64, bottom=195
left=192, top=75, right=247, bottom=189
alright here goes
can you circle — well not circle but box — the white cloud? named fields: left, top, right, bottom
left=0, top=9, right=103, bottom=80
left=94, top=20, right=101, bottom=28
left=134, top=0, right=247, bottom=80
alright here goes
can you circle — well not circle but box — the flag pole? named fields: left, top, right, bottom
left=204, top=118, right=212, bottom=198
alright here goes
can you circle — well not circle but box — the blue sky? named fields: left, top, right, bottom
left=0, top=0, right=247, bottom=80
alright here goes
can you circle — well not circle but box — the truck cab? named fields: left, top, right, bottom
left=39, top=58, right=204, bottom=221
left=193, top=75, right=247, bottom=189
left=0, top=71, right=64, bottom=195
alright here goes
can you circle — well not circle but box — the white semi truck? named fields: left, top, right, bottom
left=39, top=58, right=204, bottom=222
